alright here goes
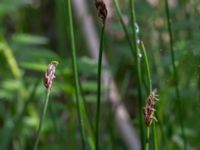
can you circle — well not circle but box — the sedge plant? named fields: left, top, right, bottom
left=141, top=42, right=158, bottom=150
left=113, top=1, right=160, bottom=149
left=164, top=0, right=187, bottom=149
left=65, top=0, right=86, bottom=148
left=113, top=0, right=146, bottom=148
left=94, top=1, right=107, bottom=150
left=64, top=0, right=96, bottom=149
left=34, top=61, right=58, bottom=150
left=129, top=0, right=145, bottom=148
left=141, top=42, right=151, bottom=150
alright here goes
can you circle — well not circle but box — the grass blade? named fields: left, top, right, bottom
left=164, top=0, right=186, bottom=149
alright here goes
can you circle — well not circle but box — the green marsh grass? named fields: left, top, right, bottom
left=141, top=42, right=158, bottom=150
left=65, top=0, right=86, bottom=148
left=112, top=0, right=134, bottom=51
left=110, top=1, right=161, bottom=149
left=34, top=90, right=51, bottom=150
left=141, top=42, right=151, bottom=150
left=94, top=1, right=107, bottom=149
left=64, top=0, right=96, bottom=149
left=34, top=61, right=59, bottom=150
left=164, top=0, right=187, bottom=149
left=113, top=0, right=149, bottom=148
left=95, top=23, right=106, bottom=150
left=130, top=0, right=145, bottom=148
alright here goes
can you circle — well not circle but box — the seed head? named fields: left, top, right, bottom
left=95, top=0, right=108, bottom=24
left=44, top=61, right=58, bottom=90
left=144, top=89, right=159, bottom=126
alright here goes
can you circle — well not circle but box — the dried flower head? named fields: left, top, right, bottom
left=144, top=89, right=159, bottom=126
left=44, top=61, right=58, bottom=90
left=95, top=0, right=108, bottom=24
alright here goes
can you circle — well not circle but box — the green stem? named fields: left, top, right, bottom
left=130, top=0, right=144, bottom=149
left=113, top=2, right=146, bottom=147
left=79, top=79, right=95, bottom=150
left=66, top=0, right=86, bottom=148
left=141, top=42, right=158, bottom=150
left=141, top=42, right=153, bottom=150
left=145, top=127, right=150, bottom=150
left=141, top=42, right=152, bottom=92
left=34, top=90, right=50, bottom=150
left=95, top=24, right=105, bottom=150
left=152, top=122, right=158, bottom=150
left=164, top=0, right=186, bottom=149
left=113, top=0, right=134, bottom=52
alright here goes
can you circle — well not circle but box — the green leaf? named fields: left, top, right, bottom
left=12, top=34, right=49, bottom=45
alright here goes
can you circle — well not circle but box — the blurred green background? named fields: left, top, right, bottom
left=0, top=0, right=200, bottom=149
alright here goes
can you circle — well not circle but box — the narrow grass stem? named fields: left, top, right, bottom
left=34, top=90, right=50, bottom=150
left=141, top=42, right=159, bottom=150
left=79, top=79, right=95, bottom=149
left=66, top=0, right=86, bottom=148
left=141, top=42, right=153, bottom=150
left=130, top=0, right=145, bottom=149
left=95, top=24, right=105, bottom=150
left=113, top=2, right=146, bottom=147
left=164, top=0, right=186, bottom=149
left=141, top=42, right=152, bottom=93
left=113, top=0, right=134, bottom=52
left=152, top=122, right=158, bottom=150
left=145, top=127, right=150, bottom=150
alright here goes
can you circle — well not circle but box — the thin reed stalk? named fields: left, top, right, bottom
left=34, top=61, right=58, bottom=150
left=164, top=0, right=186, bottom=149
left=129, top=0, right=145, bottom=148
left=141, top=42, right=158, bottom=150
left=78, top=79, right=95, bottom=150
left=94, top=1, right=107, bottom=149
left=145, top=127, right=150, bottom=150
left=65, top=0, right=86, bottom=148
left=152, top=123, right=158, bottom=150
left=113, top=0, right=145, bottom=147
left=95, top=22, right=106, bottom=150
left=112, top=0, right=134, bottom=51
left=34, top=90, right=50, bottom=150
left=140, top=43, right=152, bottom=93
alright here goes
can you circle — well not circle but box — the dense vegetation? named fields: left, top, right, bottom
left=0, top=0, right=200, bottom=149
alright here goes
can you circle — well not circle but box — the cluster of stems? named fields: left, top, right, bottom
left=113, top=0, right=159, bottom=149
left=34, top=1, right=186, bottom=150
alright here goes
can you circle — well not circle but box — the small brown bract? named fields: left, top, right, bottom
left=144, top=89, right=159, bottom=126
left=44, top=61, right=58, bottom=90
left=95, top=0, right=108, bottom=24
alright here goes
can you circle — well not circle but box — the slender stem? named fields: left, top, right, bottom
left=164, top=0, right=186, bottom=149
left=141, top=42, right=159, bottom=150
left=141, top=42, right=152, bottom=93
left=34, top=90, right=50, bottom=150
left=145, top=127, right=150, bottom=150
left=95, top=24, right=105, bottom=150
left=66, top=0, right=86, bottom=148
left=113, top=0, right=134, bottom=52
left=79, top=79, right=95, bottom=150
left=130, top=0, right=144, bottom=149
left=113, top=1, right=146, bottom=147
left=152, top=122, right=158, bottom=150
left=141, top=42, right=153, bottom=150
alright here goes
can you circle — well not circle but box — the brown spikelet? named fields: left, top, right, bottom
left=95, top=0, right=107, bottom=24
left=144, top=89, right=159, bottom=126
left=44, top=61, right=58, bottom=90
